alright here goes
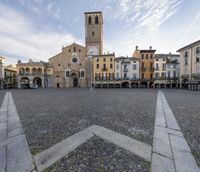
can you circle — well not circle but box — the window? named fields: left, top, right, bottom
left=167, top=71, right=170, bottom=78
left=72, top=57, right=77, bottom=63
left=96, top=58, right=99, bottom=62
left=150, top=54, right=153, bottom=59
left=141, top=63, right=144, bottom=68
left=110, top=64, right=113, bottom=69
left=184, top=51, right=188, bottom=58
left=65, top=71, right=69, bottom=78
left=116, top=72, right=119, bottom=79
left=69, top=49, right=71, bottom=52
left=133, top=73, right=136, bottom=79
left=103, top=64, right=106, bottom=70
left=133, top=64, right=137, bottom=70
left=162, top=64, right=166, bottom=71
left=196, top=57, right=200, bottom=63
left=103, top=58, right=106, bottom=62
left=146, top=54, right=149, bottom=59
left=88, top=16, right=92, bottom=24
left=150, top=73, right=153, bottom=79
left=110, top=58, right=113, bottom=62
left=80, top=71, right=85, bottom=78
left=150, top=63, right=153, bottom=69
left=79, top=49, right=81, bottom=52
left=73, top=47, right=76, bottom=52
left=156, top=58, right=159, bottom=61
left=142, top=73, right=144, bottom=79
left=58, top=64, right=61, bottom=67
left=185, top=58, right=188, bottom=65
left=173, top=71, right=176, bottom=78
left=161, top=73, right=165, bottom=78
left=141, top=54, right=144, bottom=59
left=156, top=64, right=159, bottom=71
left=117, top=64, right=119, bottom=70
left=163, top=58, right=165, bottom=61
left=96, top=64, right=99, bottom=69
left=56, top=75, right=60, bottom=78
left=196, top=47, right=200, bottom=54
left=95, top=16, right=99, bottom=24
left=92, top=32, right=95, bottom=36
left=155, top=73, right=159, bottom=79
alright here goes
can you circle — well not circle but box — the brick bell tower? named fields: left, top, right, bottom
left=85, top=11, right=103, bottom=57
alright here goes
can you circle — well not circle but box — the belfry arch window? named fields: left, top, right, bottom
left=73, top=47, right=76, bottom=52
left=88, top=16, right=92, bottom=24
left=95, top=15, right=99, bottom=24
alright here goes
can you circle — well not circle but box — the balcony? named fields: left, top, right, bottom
left=149, top=67, right=155, bottom=72
left=140, top=67, right=146, bottom=72
left=102, top=67, right=108, bottom=71
left=123, top=77, right=129, bottom=80
left=192, top=73, right=200, bottom=79
left=124, top=68, right=128, bottom=72
left=181, top=74, right=189, bottom=79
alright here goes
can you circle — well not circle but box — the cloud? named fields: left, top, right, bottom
left=0, top=3, right=81, bottom=65
left=47, top=2, right=61, bottom=20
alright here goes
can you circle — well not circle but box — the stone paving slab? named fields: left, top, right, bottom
left=0, top=146, right=6, bottom=172
left=151, top=153, right=175, bottom=172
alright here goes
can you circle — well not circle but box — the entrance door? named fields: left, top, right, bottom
left=73, top=78, right=78, bottom=87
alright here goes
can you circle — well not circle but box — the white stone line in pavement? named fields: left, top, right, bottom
left=151, top=90, right=200, bottom=172
left=0, top=92, right=34, bottom=172
left=91, top=125, right=152, bottom=162
left=34, top=125, right=152, bottom=172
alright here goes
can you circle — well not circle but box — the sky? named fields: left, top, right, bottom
left=0, top=0, right=200, bottom=65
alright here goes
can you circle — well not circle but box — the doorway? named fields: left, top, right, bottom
left=73, top=78, right=78, bottom=87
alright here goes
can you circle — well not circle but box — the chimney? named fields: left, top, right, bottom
left=136, top=45, right=138, bottom=50
left=149, top=46, right=152, bottom=50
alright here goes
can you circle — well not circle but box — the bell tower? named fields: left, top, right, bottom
left=85, top=11, right=103, bottom=57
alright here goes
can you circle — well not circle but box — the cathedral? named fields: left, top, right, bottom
left=49, top=11, right=103, bottom=88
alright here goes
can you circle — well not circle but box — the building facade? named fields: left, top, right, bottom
left=115, top=57, right=140, bottom=88
left=177, top=40, right=200, bottom=90
left=154, top=53, right=179, bottom=88
left=133, top=46, right=156, bottom=88
left=17, top=59, right=53, bottom=88
left=4, top=65, right=17, bottom=89
left=0, top=56, right=5, bottom=89
left=93, top=53, right=115, bottom=88
left=49, top=43, right=87, bottom=88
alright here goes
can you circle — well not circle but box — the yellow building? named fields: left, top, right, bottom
left=93, top=53, right=115, bottom=88
left=133, top=46, right=156, bottom=88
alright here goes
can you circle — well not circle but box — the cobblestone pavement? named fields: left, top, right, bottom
left=46, top=136, right=150, bottom=172
left=163, top=89, right=200, bottom=167
left=11, top=88, right=157, bottom=155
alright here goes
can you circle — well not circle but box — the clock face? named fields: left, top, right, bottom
left=87, top=46, right=99, bottom=57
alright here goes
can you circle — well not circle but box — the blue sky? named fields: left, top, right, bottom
left=0, top=0, right=200, bottom=65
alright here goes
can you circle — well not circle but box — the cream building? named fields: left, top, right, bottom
left=49, top=43, right=87, bottom=88
left=177, top=40, right=200, bottom=90
left=154, top=53, right=179, bottom=88
left=115, top=57, right=140, bottom=88
left=17, top=59, right=53, bottom=88
left=0, top=56, right=5, bottom=89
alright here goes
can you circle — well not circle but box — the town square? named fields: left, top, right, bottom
left=0, top=0, right=200, bottom=172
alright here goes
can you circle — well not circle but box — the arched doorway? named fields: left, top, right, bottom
left=33, top=77, right=42, bottom=88
left=21, top=77, right=30, bottom=89
left=71, top=73, right=79, bottom=87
